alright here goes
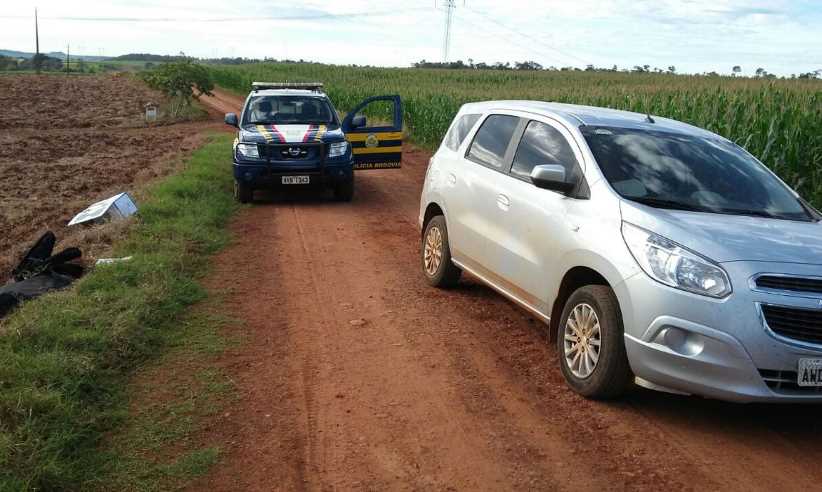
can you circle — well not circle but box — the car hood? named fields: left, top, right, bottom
left=620, top=200, right=822, bottom=264
left=240, top=123, right=344, bottom=144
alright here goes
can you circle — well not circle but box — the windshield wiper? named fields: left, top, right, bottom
left=715, top=208, right=809, bottom=221
left=628, top=197, right=706, bottom=212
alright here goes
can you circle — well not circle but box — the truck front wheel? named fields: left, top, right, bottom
left=334, top=174, right=355, bottom=202
left=234, top=181, right=253, bottom=204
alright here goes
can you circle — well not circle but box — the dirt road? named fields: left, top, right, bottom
left=193, top=90, right=822, bottom=491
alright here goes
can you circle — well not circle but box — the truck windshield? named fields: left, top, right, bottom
left=581, top=126, right=812, bottom=222
left=244, top=95, right=336, bottom=125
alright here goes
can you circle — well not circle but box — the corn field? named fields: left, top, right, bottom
left=208, top=63, right=822, bottom=205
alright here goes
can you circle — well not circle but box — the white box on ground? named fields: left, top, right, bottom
left=68, top=193, right=138, bottom=226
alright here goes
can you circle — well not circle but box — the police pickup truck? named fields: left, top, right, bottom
left=224, top=82, right=403, bottom=203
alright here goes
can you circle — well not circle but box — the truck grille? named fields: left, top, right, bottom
left=258, top=143, right=322, bottom=162
left=759, top=369, right=822, bottom=394
left=756, top=275, right=822, bottom=294
left=762, top=305, right=822, bottom=345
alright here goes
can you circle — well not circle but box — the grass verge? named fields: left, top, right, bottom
left=0, top=134, right=237, bottom=490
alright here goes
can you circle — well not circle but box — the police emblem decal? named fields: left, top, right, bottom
left=365, top=133, right=379, bottom=148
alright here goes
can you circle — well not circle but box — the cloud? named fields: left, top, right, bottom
left=0, top=0, right=819, bottom=75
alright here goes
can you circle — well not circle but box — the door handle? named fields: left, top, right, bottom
left=496, top=194, right=510, bottom=210
left=447, top=173, right=457, bottom=185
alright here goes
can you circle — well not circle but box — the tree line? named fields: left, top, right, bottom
left=412, top=59, right=821, bottom=79
left=0, top=53, right=63, bottom=71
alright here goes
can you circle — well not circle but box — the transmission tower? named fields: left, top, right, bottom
left=438, top=1, right=465, bottom=63
left=441, top=0, right=456, bottom=63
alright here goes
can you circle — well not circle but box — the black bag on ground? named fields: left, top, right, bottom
left=0, top=293, right=17, bottom=318
left=1, top=231, right=84, bottom=319
left=12, top=232, right=83, bottom=281
left=0, top=273, right=77, bottom=316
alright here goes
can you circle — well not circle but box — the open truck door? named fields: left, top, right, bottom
left=342, top=95, right=403, bottom=170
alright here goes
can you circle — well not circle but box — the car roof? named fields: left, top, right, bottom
left=459, top=100, right=719, bottom=140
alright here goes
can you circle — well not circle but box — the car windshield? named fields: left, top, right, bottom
left=244, top=95, right=335, bottom=125
left=581, top=126, right=813, bottom=222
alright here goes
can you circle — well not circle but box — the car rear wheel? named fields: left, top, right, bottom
left=421, top=215, right=461, bottom=288
left=234, top=181, right=253, bottom=204
left=557, top=285, right=631, bottom=399
left=334, top=174, right=355, bottom=202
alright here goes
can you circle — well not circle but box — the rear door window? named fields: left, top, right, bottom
left=444, top=113, right=481, bottom=151
left=511, top=121, right=580, bottom=181
left=466, top=115, right=520, bottom=169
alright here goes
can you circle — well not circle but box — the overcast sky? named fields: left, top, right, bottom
left=1, top=0, right=820, bottom=76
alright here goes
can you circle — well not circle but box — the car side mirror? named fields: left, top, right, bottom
left=224, top=112, right=239, bottom=128
left=530, top=164, right=575, bottom=193
left=351, top=115, right=366, bottom=129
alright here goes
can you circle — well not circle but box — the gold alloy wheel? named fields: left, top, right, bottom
left=423, top=225, right=443, bottom=277
left=564, top=303, right=602, bottom=379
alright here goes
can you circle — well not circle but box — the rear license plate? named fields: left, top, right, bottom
left=798, top=359, right=822, bottom=386
left=282, top=176, right=309, bottom=185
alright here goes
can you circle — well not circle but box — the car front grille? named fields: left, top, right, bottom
left=756, top=275, right=822, bottom=295
left=759, top=369, right=822, bottom=394
left=761, top=304, right=822, bottom=345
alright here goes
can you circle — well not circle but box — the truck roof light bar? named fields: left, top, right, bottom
left=251, top=82, right=325, bottom=92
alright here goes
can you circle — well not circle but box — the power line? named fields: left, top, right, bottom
left=0, top=8, right=428, bottom=23
left=464, top=7, right=589, bottom=67
left=453, top=12, right=579, bottom=68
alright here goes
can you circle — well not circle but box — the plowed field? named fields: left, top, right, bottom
left=0, top=74, right=219, bottom=277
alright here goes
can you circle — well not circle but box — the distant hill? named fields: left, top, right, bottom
left=0, top=49, right=108, bottom=61
left=112, top=53, right=187, bottom=62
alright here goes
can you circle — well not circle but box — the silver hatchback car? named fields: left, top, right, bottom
left=418, top=100, right=822, bottom=403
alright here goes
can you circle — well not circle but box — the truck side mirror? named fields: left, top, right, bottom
left=224, top=113, right=239, bottom=128
left=351, top=115, right=366, bottom=129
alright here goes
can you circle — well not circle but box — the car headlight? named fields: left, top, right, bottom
left=621, top=222, right=731, bottom=298
left=235, top=143, right=259, bottom=159
left=328, top=141, right=349, bottom=158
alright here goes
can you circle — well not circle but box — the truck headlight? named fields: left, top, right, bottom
left=235, top=143, right=259, bottom=159
left=328, top=141, right=349, bottom=158
left=621, top=222, right=731, bottom=298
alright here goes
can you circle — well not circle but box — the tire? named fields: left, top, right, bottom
left=557, top=285, right=632, bottom=399
left=334, top=174, right=355, bottom=202
left=421, top=215, right=462, bottom=288
left=234, top=180, right=253, bottom=204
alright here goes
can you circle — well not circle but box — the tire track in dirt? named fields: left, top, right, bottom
left=190, top=91, right=822, bottom=491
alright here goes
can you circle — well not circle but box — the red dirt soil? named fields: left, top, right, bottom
left=0, top=74, right=222, bottom=278
left=190, top=90, right=822, bottom=491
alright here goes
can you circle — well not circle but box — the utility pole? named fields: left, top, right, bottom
left=34, top=7, right=40, bottom=74
left=66, top=44, right=70, bottom=74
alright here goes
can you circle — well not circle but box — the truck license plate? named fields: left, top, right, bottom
left=798, top=359, right=822, bottom=387
left=282, top=176, right=309, bottom=185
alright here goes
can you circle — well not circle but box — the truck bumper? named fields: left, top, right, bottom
left=233, top=160, right=353, bottom=188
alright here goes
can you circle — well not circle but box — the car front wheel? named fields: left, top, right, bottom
left=557, top=285, right=631, bottom=399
